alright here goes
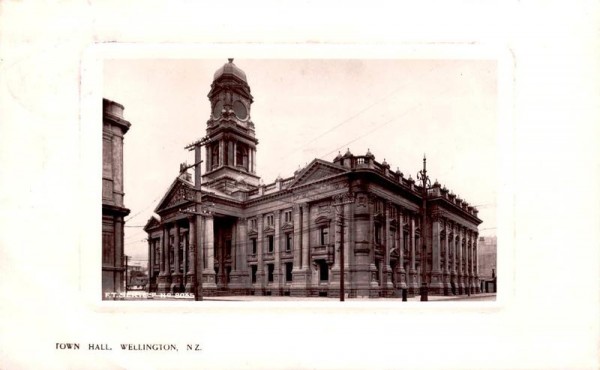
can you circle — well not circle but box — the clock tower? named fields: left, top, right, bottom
left=202, top=59, right=260, bottom=193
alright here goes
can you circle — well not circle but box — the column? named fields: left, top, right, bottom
left=218, top=140, right=224, bottom=167
left=256, top=214, right=264, bottom=293
left=170, top=223, right=181, bottom=293
left=233, top=142, right=237, bottom=167
left=301, top=204, right=310, bottom=272
left=383, top=202, right=394, bottom=291
left=457, top=226, right=464, bottom=294
left=147, top=238, right=153, bottom=292
left=291, top=204, right=304, bottom=293
left=409, top=214, right=418, bottom=294
left=292, top=205, right=301, bottom=269
left=468, top=231, right=474, bottom=293
left=273, top=210, right=281, bottom=294
left=239, top=218, right=248, bottom=283
left=331, top=207, right=341, bottom=293
left=343, top=202, right=352, bottom=293
left=398, top=210, right=407, bottom=289
left=157, top=227, right=166, bottom=293
left=474, top=233, right=480, bottom=293
left=443, top=220, right=451, bottom=295
left=203, top=214, right=216, bottom=289
left=368, top=199, right=378, bottom=291
left=430, top=215, right=443, bottom=294
left=185, top=217, right=195, bottom=293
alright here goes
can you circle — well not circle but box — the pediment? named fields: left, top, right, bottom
left=288, top=159, right=346, bottom=188
left=144, top=216, right=161, bottom=231
left=281, top=222, right=294, bottom=231
left=155, top=177, right=196, bottom=214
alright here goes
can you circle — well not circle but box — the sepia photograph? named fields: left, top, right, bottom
left=2, top=1, right=598, bottom=369
left=102, top=58, right=498, bottom=303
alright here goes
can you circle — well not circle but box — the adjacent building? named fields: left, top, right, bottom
left=102, top=98, right=131, bottom=297
left=478, top=235, right=497, bottom=293
left=145, top=59, right=482, bottom=297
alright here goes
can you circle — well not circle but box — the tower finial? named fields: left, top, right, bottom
left=228, top=58, right=234, bottom=63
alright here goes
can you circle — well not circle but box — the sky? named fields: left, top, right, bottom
left=103, top=58, right=497, bottom=263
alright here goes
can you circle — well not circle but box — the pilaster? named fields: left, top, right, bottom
left=383, top=201, right=394, bottom=292
left=185, top=217, right=195, bottom=293
left=170, top=222, right=182, bottom=293
left=202, top=215, right=217, bottom=289
left=429, top=214, right=443, bottom=294
left=272, top=210, right=282, bottom=295
left=409, top=215, right=418, bottom=295
left=398, top=210, right=407, bottom=289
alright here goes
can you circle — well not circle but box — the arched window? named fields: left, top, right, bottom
left=211, top=144, right=219, bottom=169
left=236, top=144, right=248, bottom=171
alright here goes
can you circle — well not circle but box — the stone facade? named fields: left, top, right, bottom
left=477, top=236, right=497, bottom=293
left=102, top=98, right=131, bottom=298
left=145, top=60, right=482, bottom=297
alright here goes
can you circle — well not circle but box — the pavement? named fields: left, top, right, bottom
left=111, top=291, right=497, bottom=302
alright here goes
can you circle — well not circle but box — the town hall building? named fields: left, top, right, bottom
left=145, top=59, right=482, bottom=298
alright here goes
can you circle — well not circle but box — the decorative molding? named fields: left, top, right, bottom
left=314, top=215, right=332, bottom=225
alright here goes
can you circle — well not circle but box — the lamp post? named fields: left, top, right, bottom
left=184, top=135, right=212, bottom=301
left=417, top=154, right=431, bottom=301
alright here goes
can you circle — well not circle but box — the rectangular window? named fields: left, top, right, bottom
left=318, top=260, right=329, bottom=282
left=375, top=224, right=382, bottom=244
left=320, top=226, right=329, bottom=245
left=375, top=200, right=383, bottom=214
left=285, top=233, right=293, bottom=252
left=267, top=264, right=274, bottom=283
left=251, top=265, right=257, bottom=283
left=284, top=210, right=292, bottom=223
left=267, top=235, right=274, bottom=253
left=390, top=205, right=397, bottom=219
left=249, top=218, right=257, bottom=230
left=102, top=232, right=113, bottom=264
left=266, top=214, right=274, bottom=226
left=251, top=238, right=257, bottom=255
left=285, top=262, right=293, bottom=282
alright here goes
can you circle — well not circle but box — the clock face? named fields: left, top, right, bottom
left=233, top=100, right=248, bottom=119
left=212, top=101, right=224, bottom=118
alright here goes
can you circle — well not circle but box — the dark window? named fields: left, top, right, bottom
left=284, top=210, right=292, bottom=223
left=285, top=233, right=292, bottom=252
left=226, top=239, right=232, bottom=258
left=267, top=264, right=274, bottom=282
left=249, top=218, right=257, bottom=230
left=267, top=235, right=274, bottom=253
left=320, top=226, right=329, bottom=245
left=236, top=144, right=248, bottom=171
left=251, top=238, right=257, bottom=255
left=375, top=224, right=382, bottom=244
left=154, top=243, right=160, bottom=266
left=266, top=214, right=274, bottom=226
left=318, top=260, right=329, bottom=282
left=102, top=232, right=113, bottom=264
left=226, top=266, right=231, bottom=283
left=226, top=140, right=233, bottom=166
left=211, top=144, right=219, bottom=169
left=285, top=262, right=293, bottom=282
left=251, top=265, right=257, bottom=283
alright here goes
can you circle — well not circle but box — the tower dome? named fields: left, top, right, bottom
left=213, top=58, right=247, bottom=83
